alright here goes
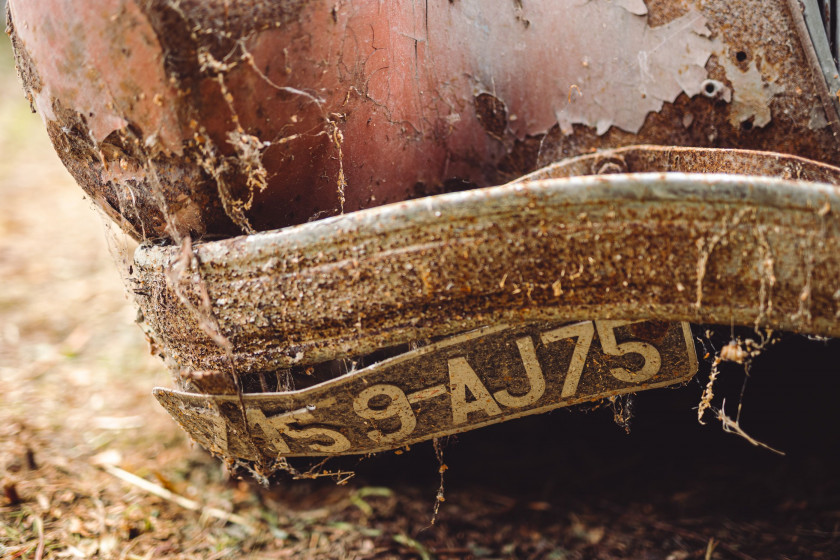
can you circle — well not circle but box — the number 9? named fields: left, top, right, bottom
left=353, top=384, right=417, bottom=444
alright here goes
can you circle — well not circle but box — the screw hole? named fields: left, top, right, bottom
left=701, top=79, right=724, bottom=98
left=736, top=50, right=747, bottom=62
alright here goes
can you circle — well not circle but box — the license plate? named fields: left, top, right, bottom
left=154, top=320, right=698, bottom=460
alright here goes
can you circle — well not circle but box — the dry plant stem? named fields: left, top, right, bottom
left=697, top=335, right=784, bottom=456
left=282, top=456, right=355, bottom=484
left=650, top=520, right=758, bottom=560
left=101, top=464, right=258, bottom=535
left=705, top=537, right=717, bottom=560
left=697, top=335, right=767, bottom=425
left=34, top=515, right=44, bottom=560
left=198, top=43, right=341, bottom=231
left=431, top=438, right=447, bottom=525
left=697, top=362, right=721, bottom=425
left=715, top=400, right=785, bottom=455
left=167, top=236, right=231, bottom=352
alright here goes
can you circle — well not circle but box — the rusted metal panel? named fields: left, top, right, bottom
left=154, top=320, right=697, bottom=460
left=132, top=154, right=840, bottom=376
left=8, top=0, right=840, bottom=242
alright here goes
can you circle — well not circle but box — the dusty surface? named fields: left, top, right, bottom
left=4, top=34, right=840, bottom=560
left=132, top=170, right=840, bottom=383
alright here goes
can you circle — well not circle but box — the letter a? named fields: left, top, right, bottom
left=448, top=357, right=502, bottom=425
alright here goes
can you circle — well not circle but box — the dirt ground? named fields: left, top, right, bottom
left=2, top=39, right=840, bottom=559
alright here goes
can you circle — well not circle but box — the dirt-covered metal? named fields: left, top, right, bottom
left=131, top=148, right=840, bottom=378
left=154, top=320, right=697, bottom=460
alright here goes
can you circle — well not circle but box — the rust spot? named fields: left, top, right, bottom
left=474, top=93, right=508, bottom=141
left=513, top=0, right=530, bottom=29
left=497, top=134, right=545, bottom=179
left=630, top=320, right=671, bottom=342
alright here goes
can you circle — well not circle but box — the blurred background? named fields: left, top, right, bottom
left=1, top=25, right=840, bottom=559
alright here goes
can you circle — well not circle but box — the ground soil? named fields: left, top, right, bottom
left=2, top=40, right=840, bottom=559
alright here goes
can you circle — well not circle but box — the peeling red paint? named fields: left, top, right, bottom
left=9, top=0, right=184, bottom=152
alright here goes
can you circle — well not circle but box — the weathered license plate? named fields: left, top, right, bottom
left=155, top=320, right=698, bottom=459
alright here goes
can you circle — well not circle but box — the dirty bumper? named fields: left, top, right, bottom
left=133, top=171, right=840, bottom=376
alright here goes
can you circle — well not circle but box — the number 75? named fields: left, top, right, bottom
left=542, top=320, right=662, bottom=398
